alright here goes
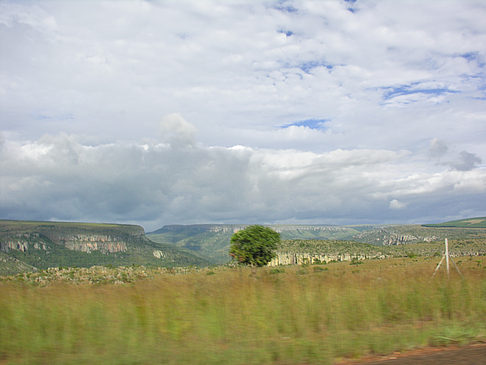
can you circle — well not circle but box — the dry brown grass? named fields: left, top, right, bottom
left=1, top=257, right=485, bottom=364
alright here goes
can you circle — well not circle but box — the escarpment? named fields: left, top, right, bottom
left=0, top=222, right=144, bottom=254
left=0, top=233, right=49, bottom=252
left=0, top=220, right=210, bottom=273
left=61, top=235, right=128, bottom=253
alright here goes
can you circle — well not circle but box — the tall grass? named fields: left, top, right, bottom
left=1, top=257, right=485, bottom=364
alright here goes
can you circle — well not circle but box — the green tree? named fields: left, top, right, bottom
left=229, top=225, right=280, bottom=267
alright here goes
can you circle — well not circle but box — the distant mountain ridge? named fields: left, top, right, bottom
left=423, top=217, right=486, bottom=228
left=148, top=221, right=486, bottom=264
left=148, top=224, right=365, bottom=264
left=3, top=218, right=486, bottom=274
left=150, top=223, right=366, bottom=236
left=0, top=220, right=209, bottom=275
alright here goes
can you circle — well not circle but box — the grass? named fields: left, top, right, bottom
left=1, top=257, right=486, bottom=364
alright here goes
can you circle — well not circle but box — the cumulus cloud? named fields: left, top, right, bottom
left=1, top=1, right=485, bottom=227
left=389, top=199, right=407, bottom=210
left=451, top=151, right=482, bottom=171
left=1, top=134, right=485, bottom=230
left=428, top=138, right=483, bottom=172
left=1, top=0, right=485, bottom=151
left=159, top=113, right=197, bottom=147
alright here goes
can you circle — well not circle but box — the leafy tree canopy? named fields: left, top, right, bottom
left=229, top=225, right=280, bottom=267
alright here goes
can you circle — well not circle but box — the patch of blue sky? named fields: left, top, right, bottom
left=382, top=84, right=459, bottom=100
left=460, top=73, right=486, bottom=92
left=298, top=60, right=334, bottom=73
left=461, top=52, right=479, bottom=62
left=343, top=0, right=358, bottom=13
left=278, top=29, right=294, bottom=37
left=458, top=52, right=485, bottom=68
left=461, top=73, right=483, bottom=80
left=280, top=118, right=329, bottom=130
left=271, top=0, right=298, bottom=13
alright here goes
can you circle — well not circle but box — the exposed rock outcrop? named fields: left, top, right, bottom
left=0, top=232, right=129, bottom=254
left=153, top=250, right=165, bottom=259
left=268, top=252, right=387, bottom=266
left=63, top=236, right=128, bottom=253
left=0, top=233, right=48, bottom=252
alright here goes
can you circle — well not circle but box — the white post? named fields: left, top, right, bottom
left=433, top=238, right=461, bottom=278
left=445, top=238, right=450, bottom=278
left=432, top=256, right=445, bottom=277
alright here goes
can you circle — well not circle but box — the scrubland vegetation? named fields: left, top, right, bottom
left=1, top=257, right=486, bottom=364
left=278, top=238, right=486, bottom=258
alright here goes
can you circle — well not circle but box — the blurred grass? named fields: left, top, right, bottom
left=1, top=257, right=486, bottom=364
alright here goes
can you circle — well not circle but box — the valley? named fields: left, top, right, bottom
left=1, top=217, right=485, bottom=274
left=148, top=219, right=486, bottom=265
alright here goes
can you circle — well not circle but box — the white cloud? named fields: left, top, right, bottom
left=389, top=199, right=407, bottom=210
left=1, top=1, right=485, bottom=145
left=1, top=0, right=485, bottom=226
left=159, top=113, right=197, bottom=147
left=1, top=134, right=485, bottom=230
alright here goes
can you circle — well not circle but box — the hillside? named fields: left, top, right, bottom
left=149, top=224, right=239, bottom=264
left=0, top=220, right=209, bottom=275
left=148, top=224, right=363, bottom=264
left=423, top=217, right=486, bottom=228
left=352, top=224, right=486, bottom=245
left=272, top=238, right=486, bottom=265
left=149, top=222, right=486, bottom=264
left=3, top=219, right=486, bottom=273
left=0, top=251, right=38, bottom=276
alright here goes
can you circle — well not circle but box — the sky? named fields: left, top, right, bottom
left=1, top=0, right=486, bottom=231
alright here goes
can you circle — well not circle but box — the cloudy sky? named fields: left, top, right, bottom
left=1, top=0, right=485, bottom=231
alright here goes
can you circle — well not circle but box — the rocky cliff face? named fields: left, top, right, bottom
left=0, top=233, right=48, bottom=252
left=381, top=233, right=440, bottom=245
left=0, top=221, right=144, bottom=255
left=61, top=235, right=128, bottom=253
left=268, top=252, right=386, bottom=266
left=207, top=225, right=247, bottom=233
left=352, top=227, right=442, bottom=245
left=0, top=233, right=129, bottom=254
left=0, top=220, right=211, bottom=273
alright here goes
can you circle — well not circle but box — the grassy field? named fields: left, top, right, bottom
left=1, top=257, right=486, bottom=364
